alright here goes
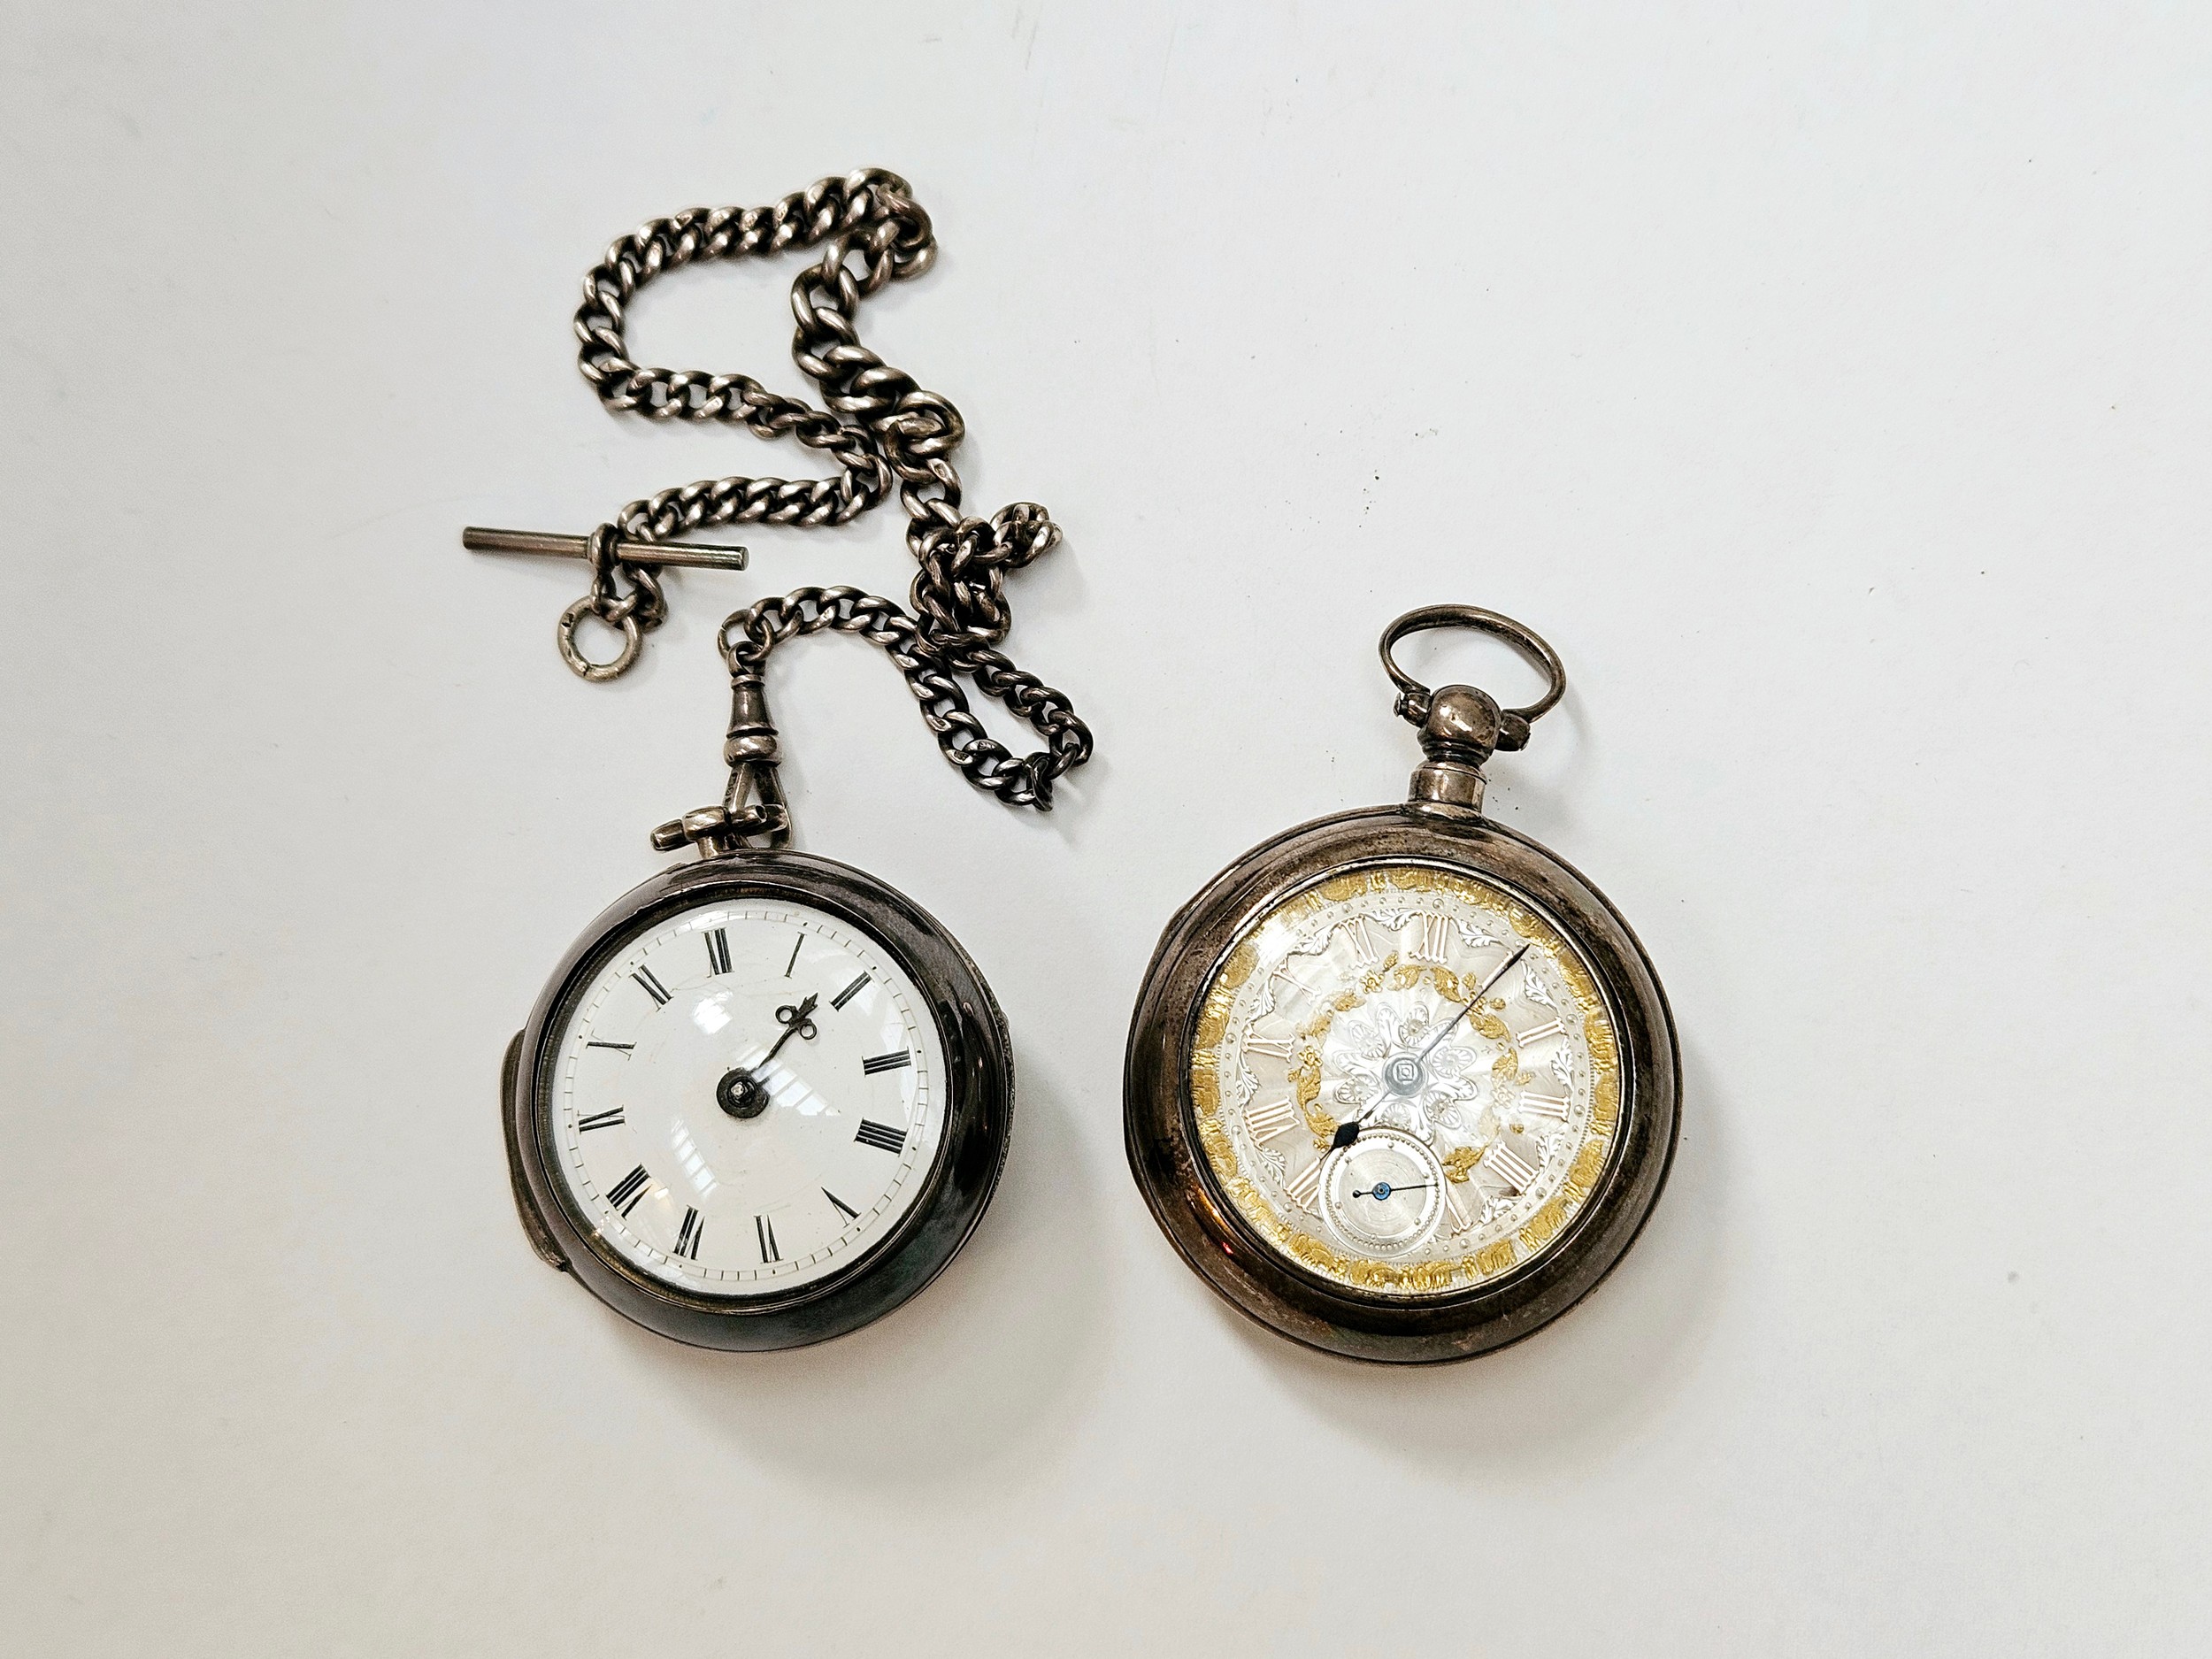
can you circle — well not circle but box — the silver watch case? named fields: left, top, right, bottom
left=1125, top=803, right=1678, bottom=1363
left=503, top=849, right=1015, bottom=1351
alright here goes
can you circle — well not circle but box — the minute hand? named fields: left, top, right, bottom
left=1416, top=944, right=1530, bottom=1063
left=1331, top=943, right=1533, bottom=1151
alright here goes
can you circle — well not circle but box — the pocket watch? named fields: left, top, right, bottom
left=1125, top=606, right=1678, bottom=1363
left=500, top=595, right=1066, bottom=1350
left=499, top=837, right=1012, bottom=1350
left=475, top=171, right=1093, bottom=1348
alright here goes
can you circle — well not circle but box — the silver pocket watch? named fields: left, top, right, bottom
left=500, top=623, right=1023, bottom=1349
left=1125, top=606, right=1679, bottom=1363
left=476, top=171, right=1089, bottom=1348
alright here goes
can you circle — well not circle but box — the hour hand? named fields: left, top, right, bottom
left=719, top=993, right=824, bottom=1121
left=760, top=993, right=821, bottom=1066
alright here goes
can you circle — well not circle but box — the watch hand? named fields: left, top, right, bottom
left=1416, top=943, right=1530, bottom=1064
left=1331, top=1085, right=1419, bottom=1148
left=1331, top=944, right=1531, bottom=1148
left=1354, top=1181, right=1433, bottom=1199
left=760, top=994, right=820, bottom=1067
left=718, top=993, right=822, bottom=1120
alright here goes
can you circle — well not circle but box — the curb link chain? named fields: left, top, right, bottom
left=568, top=167, right=1092, bottom=810
left=721, top=588, right=1090, bottom=811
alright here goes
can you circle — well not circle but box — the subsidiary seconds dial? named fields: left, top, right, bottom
left=553, top=898, right=947, bottom=1294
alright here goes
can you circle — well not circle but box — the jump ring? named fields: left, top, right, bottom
left=1378, top=604, right=1567, bottom=726
left=557, top=595, right=642, bottom=682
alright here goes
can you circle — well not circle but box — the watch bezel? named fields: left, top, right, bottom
left=505, top=849, right=1014, bottom=1351
left=1124, top=805, right=1678, bottom=1363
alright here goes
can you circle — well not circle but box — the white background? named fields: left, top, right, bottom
left=4, top=4, right=2208, bottom=1653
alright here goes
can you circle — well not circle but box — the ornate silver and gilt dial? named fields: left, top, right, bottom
left=1190, top=864, right=1618, bottom=1297
left=552, top=897, right=947, bottom=1295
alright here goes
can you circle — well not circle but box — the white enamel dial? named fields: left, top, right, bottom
left=1188, top=862, right=1622, bottom=1297
left=550, top=897, right=947, bottom=1295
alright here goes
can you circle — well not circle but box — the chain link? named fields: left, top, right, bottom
left=571, top=168, right=1091, bottom=809
left=719, top=588, right=1089, bottom=810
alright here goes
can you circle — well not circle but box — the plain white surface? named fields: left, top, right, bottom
left=4, top=4, right=2209, bottom=1653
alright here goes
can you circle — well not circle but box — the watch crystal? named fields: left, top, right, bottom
left=1188, top=863, right=1620, bottom=1297
left=550, top=898, right=946, bottom=1296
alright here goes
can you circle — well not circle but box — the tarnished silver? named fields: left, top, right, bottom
left=555, top=595, right=642, bottom=682
left=464, top=526, right=749, bottom=570
left=641, top=578, right=1090, bottom=867
left=503, top=584, right=1030, bottom=1348
left=466, top=167, right=1091, bottom=807
left=502, top=849, right=1015, bottom=1351
left=649, top=662, right=791, bottom=858
left=488, top=173, right=1088, bottom=1349
left=1124, top=605, right=1679, bottom=1363
left=1379, top=605, right=1570, bottom=816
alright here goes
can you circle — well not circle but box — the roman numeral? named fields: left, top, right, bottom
left=632, top=965, right=671, bottom=1006
left=1267, top=966, right=1324, bottom=1004
left=1343, top=916, right=1381, bottom=967
left=832, top=972, right=871, bottom=1010
left=1243, top=1034, right=1296, bottom=1062
left=606, top=1164, right=651, bottom=1217
left=577, top=1107, right=625, bottom=1133
left=1407, top=914, right=1453, bottom=964
left=784, top=936, right=803, bottom=978
left=1485, top=1141, right=1541, bottom=1193
left=673, top=1207, right=703, bottom=1259
left=755, top=1214, right=780, bottom=1263
left=824, top=1188, right=860, bottom=1222
left=1519, top=1091, right=1571, bottom=1122
left=862, top=1050, right=911, bottom=1075
left=1244, top=1098, right=1300, bottom=1142
left=703, top=927, right=732, bottom=975
left=1440, top=1179, right=1474, bottom=1234
left=1517, top=1018, right=1566, bottom=1046
left=1285, top=1155, right=1325, bottom=1209
left=585, top=1041, right=634, bottom=1053
left=854, top=1119, right=907, bottom=1155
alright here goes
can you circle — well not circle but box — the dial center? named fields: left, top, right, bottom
left=1382, top=1053, right=1426, bottom=1095
left=716, top=1064, right=770, bottom=1119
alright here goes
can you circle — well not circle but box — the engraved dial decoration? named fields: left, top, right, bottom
left=1188, top=863, right=1621, bottom=1297
left=550, top=898, right=947, bottom=1295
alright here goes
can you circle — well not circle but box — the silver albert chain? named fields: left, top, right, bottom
left=465, top=166, right=1090, bottom=811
